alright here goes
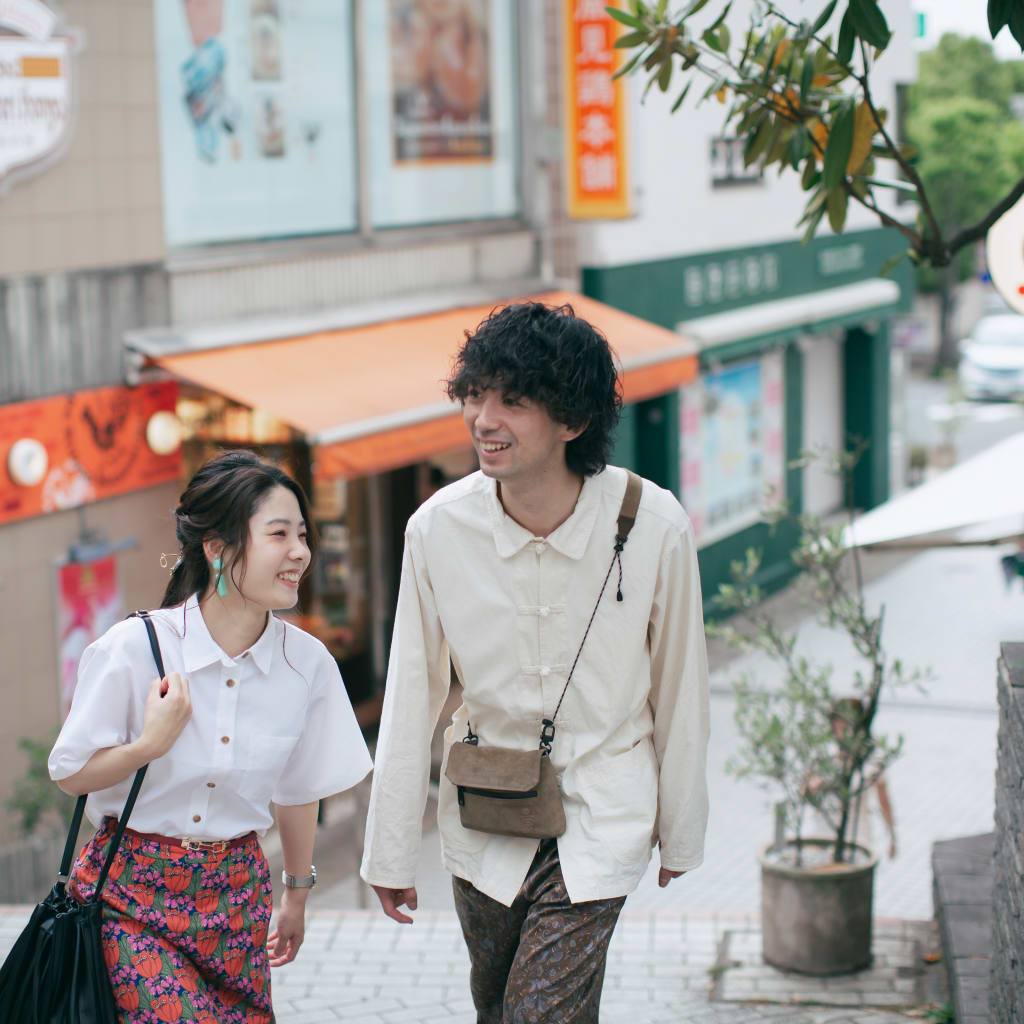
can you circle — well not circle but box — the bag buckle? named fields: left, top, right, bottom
left=539, top=718, right=556, bottom=755
left=180, top=837, right=230, bottom=853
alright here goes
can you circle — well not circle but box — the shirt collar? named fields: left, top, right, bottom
left=180, top=597, right=278, bottom=675
left=484, top=471, right=604, bottom=560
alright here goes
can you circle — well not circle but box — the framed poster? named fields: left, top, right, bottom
left=363, top=0, right=519, bottom=227
left=680, top=352, right=785, bottom=546
left=56, top=555, right=122, bottom=718
left=154, top=0, right=358, bottom=246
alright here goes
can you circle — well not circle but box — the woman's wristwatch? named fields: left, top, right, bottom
left=282, top=865, right=317, bottom=889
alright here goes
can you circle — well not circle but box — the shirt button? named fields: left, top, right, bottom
left=192, top=814, right=201, bottom=823
left=207, top=782, right=216, bottom=788
left=539, top=666, right=550, bottom=677
left=221, top=736, right=230, bottom=744
left=539, top=606, right=550, bottom=617
left=226, top=679, right=236, bottom=688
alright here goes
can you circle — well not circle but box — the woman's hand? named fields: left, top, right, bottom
left=140, top=673, right=192, bottom=758
left=268, top=888, right=307, bottom=966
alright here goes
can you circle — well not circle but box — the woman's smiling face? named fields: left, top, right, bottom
left=228, top=485, right=311, bottom=610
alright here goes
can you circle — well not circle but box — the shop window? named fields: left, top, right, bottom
left=153, top=0, right=521, bottom=248
left=364, top=0, right=521, bottom=228
left=679, top=352, right=785, bottom=546
left=154, top=0, right=359, bottom=247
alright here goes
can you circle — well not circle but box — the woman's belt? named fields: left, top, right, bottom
left=105, top=819, right=256, bottom=853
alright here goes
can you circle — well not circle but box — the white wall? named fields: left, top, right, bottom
left=577, top=0, right=916, bottom=267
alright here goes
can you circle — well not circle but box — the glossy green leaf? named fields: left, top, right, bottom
left=800, top=54, right=815, bottom=98
left=988, top=0, right=1013, bottom=37
left=744, top=115, right=775, bottom=166
left=801, top=157, right=820, bottom=190
left=706, top=2, right=733, bottom=33
left=848, top=0, right=891, bottom=50
left=671, top=80, right=693, bottom=112
left=615, top=29, right=650, bottom=48
left=703, top=27, right=726, bottom=52
left=657, top=53, right=673, bottom=92
left=606, top=7, right=645, bottom=29
left=682, top=0, right=712, bottom=17
left=656, top=0, right=669, bottom=18
left=811, top=0, right=840, bottom=35
left=789, top=126, right=809, bottom=169
left=837, top=9, right=855, bottom=64
left=878, top=251, right=908, bottom=278
left=822, top=99, right=854, bottom=189
left=801, top=200, right=827, bottom=243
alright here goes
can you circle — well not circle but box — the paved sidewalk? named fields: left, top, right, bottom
left=0, top=904, right=940, bottom=1023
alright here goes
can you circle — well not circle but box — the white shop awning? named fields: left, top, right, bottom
left=844, top=431, right=1024, bottom=549
left=678, top=278, right=901, bottom=348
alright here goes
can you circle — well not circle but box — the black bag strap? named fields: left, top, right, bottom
left=56, top=611, right=163, bottom=895
left=464, top=472, right=645, bottom=755
left=541, top=471, right=643, bottom=750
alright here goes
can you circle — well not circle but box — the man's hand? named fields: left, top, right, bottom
left=371, top=884, right=418, bottom=924
left=659, top=868, right=686, bottom=888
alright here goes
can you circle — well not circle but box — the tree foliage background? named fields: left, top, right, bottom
left=612, top=0, right=1024, bottom=365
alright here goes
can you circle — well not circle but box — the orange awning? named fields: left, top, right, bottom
left=151, top=290, right=697, bottom=480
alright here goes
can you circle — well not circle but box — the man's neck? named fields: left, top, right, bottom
left=497, top=467, right=585, bottom=538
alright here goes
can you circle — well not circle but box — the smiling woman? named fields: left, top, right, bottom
left=47, top=450, right=372, bottom=1023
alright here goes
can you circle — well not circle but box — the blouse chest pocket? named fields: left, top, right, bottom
left=242, top=732, right=298, bottom=783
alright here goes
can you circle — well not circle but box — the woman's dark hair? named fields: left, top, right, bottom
left=446, top=302, right=623, bottom=477
left=162, top=450, right=319, bottom=608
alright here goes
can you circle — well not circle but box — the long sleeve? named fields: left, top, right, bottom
left=360, top=524, right=452, bottom=889
left=646, top=515, right=710, bottom=871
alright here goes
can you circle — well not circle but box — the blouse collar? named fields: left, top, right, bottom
left=178, top=597, right=278, bottom=675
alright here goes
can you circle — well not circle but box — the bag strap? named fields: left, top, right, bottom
left=56, top=610, right=161, bottom=892
left=540, top=471, right=643, bottom=753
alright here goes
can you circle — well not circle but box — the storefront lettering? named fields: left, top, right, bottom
left=684, top=252, right=781, bottom=308
left=0, top=3, right=81, bottom=194
left=818, top=243, right=865, bottom=276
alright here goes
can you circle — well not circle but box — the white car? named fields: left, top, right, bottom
left=958, top=314, right=1024, bottom=400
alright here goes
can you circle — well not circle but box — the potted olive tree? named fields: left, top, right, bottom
left=709, top=450, right=922, bottom=975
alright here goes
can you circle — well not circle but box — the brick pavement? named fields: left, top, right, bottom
left=0, top=904, right=940, bottom=1022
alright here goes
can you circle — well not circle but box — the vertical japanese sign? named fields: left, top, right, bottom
left=56, top=555, right=122, bottom=718
left=563, top=0, right=630, bottom=219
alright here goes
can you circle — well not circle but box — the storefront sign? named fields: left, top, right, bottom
left=0, top=0, right=81, bottom=194
left=0, top=381, right=181, bottom=525
left=679, top=352, right=785, bottom=546
left=563, top=0, right=630, bottom=219
left=389, top=0, right=492, bottom=163
left=153, top=0, right=358, bottom=246
left=55, top=553, right=121, bottom=718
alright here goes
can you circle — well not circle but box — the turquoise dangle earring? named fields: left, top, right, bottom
left=212, top=556, right=228, bottom=597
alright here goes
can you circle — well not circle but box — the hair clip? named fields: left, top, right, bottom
left=160, top=552, right=183, bottom=571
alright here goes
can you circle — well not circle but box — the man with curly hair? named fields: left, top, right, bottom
left=361, top=302, right=710, bottom=1022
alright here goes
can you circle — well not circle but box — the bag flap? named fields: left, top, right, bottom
left=445, top=743, right=542, bottom=792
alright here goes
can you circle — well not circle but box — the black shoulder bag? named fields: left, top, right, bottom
left=0, top=610, right=164, bottom=1024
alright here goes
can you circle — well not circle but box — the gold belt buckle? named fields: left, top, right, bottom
left=180, top=837, right=230, bottom=853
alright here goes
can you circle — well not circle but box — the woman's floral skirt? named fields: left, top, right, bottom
left=69, top=818, right=274, bottom=1023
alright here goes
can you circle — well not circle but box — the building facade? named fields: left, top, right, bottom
left=0, top=0, right=915, bottom=839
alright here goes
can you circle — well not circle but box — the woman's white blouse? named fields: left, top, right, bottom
left=49, top=597, right=372, bottom=840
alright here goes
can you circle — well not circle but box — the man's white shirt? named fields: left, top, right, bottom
left=360, top=466, right=710, bottom=906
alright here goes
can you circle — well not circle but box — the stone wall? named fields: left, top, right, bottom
left=991, top=642, right=1024, bottom=1022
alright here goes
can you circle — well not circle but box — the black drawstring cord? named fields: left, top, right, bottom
left=614, top=537, right=625, bottom=601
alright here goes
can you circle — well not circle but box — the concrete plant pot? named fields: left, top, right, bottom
left=759, top=838, right=879, bottom=975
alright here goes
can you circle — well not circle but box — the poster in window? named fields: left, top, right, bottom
left=56, top=556, right=122, bottom=719
left=389, top=0, right=493, bottom=164
left=679, top=353, right=785, bottom=546
left=154, top=0, right=357, bottom=246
